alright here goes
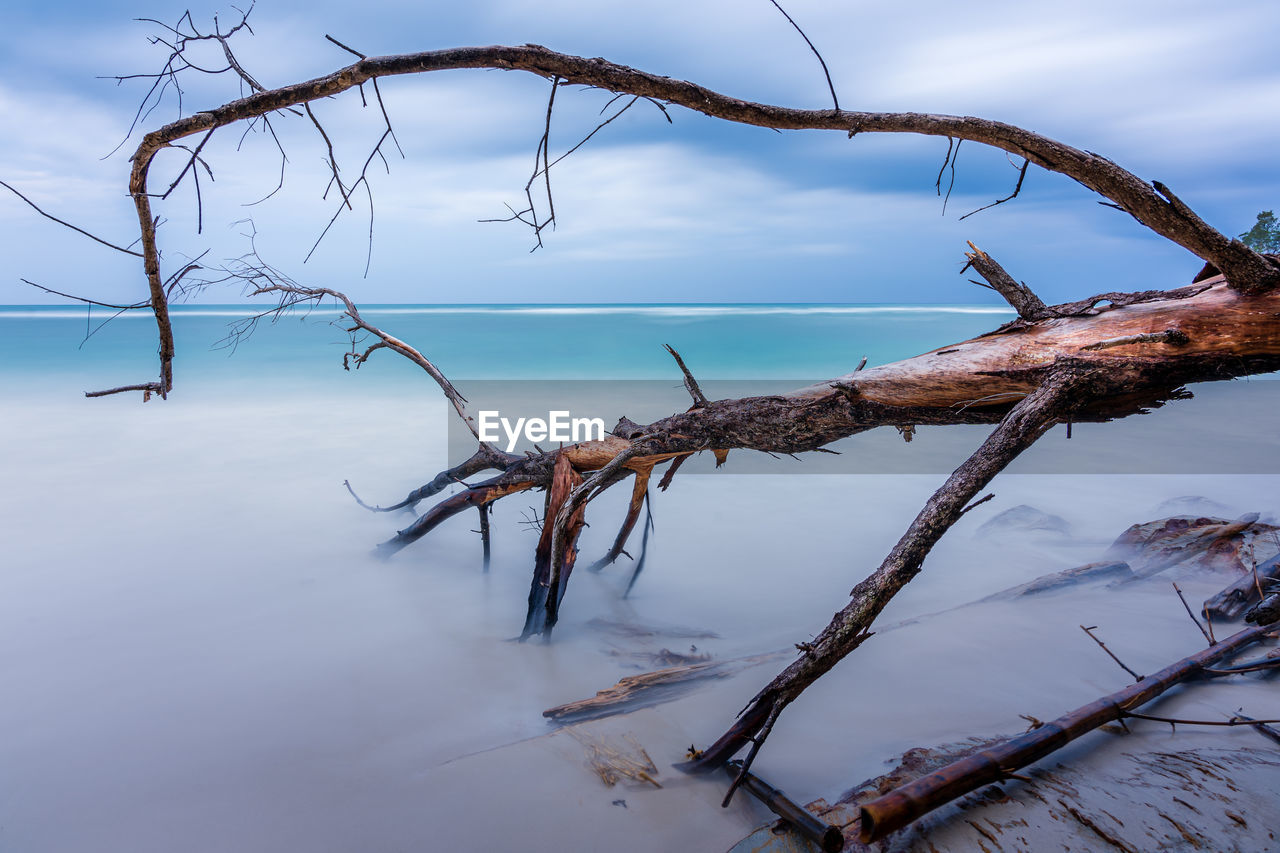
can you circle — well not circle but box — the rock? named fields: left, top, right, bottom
left=1152, top=495, right=1239, bottom=518
left=974, top=505, right=1071, bottom=539
left=1106, top=513, right=1280, bottom=579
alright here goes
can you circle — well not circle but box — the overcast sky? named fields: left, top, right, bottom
left=2, top=0, right=1278, bottom=304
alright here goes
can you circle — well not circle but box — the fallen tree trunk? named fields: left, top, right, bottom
left=855, top=619, right=1280, bottom=843
left=386, top=277, right=1280, bottom=524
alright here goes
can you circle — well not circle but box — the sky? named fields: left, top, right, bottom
left=1, top=0, right=1278, bottom=305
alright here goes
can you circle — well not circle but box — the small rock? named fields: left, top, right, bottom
left=975, top=505, right=1071, bottom=539
left=1153, top=495, right=1238, bottom=518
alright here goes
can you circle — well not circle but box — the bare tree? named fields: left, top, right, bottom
left=7, top=6, right=1280, bottom=801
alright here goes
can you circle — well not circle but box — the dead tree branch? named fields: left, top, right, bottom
left=215, top=256, right=479, bottom=437
left=89, top=42, right=1278, bottom=398
left=346, top=444, right=519, bottom=513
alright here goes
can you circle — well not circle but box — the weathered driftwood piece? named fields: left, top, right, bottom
left=722, top=760, right=844, bottom=853
left=980, top=560, right=1132, bottom=601
left=544, top=662, right=731, bottom=725
left=1207, top=553, right=1280, bottom=621
left=1246, top=592, right=1280, bottom=626
left=543, top=652, right=786, bottom=725
left=855, top=620, right=1280, bottom=843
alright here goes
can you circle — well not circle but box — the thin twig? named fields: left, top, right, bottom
left=20, top=279, right=149, bottom=310
left=324, top=34, right=366, bottom=59
left=1172, top=582, right=1214, bottom=646
left=1081, top=625, right=1143, bottom=681
left=1, top=180, right=143, bottom=257
left=959, top=157, right=1030, bottom=221
left=1121, top=711, right=1280, bottom=728
left=942, top=140, right=961, bottom=215
left=765, top=0, right=839, bottom=111
left=959, top=493, right=995, bottom=516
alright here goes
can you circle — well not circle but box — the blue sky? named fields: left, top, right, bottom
left=2, top=0, right=1278, bottom=304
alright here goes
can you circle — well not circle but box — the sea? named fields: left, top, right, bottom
left=1, top=303, right=1277, bottom=851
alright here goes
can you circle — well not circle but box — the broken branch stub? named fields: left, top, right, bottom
left=963, top=242, right=1051, bottom=321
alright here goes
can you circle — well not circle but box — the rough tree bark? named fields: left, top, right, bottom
left=16, top=12, right=1280, bottom=809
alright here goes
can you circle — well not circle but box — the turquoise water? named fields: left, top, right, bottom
left=6, top=301, right=1278, bottom=473
left=0, top=303, right=1012, bottom=391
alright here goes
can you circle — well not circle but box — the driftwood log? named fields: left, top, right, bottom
left=20, top=11, right=1280, bottom=797
left=855, top=619, right=1280, bottom=843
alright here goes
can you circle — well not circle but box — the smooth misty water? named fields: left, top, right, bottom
left=1, top=304, right=1277, bottom=852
